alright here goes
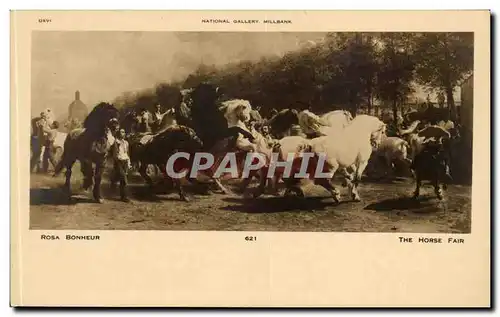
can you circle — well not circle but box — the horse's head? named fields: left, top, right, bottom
left=235, top=101, right=252, bottom=123
left=220, top=99, right=252, bottom=125
left=191, top=83, right=220, bottom=108
left=84, top=102, right=120, bottom=136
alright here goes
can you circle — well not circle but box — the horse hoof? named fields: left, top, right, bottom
left=181, top=195, right=191, bottom=202
left=96, top=198, right=104, bottom=204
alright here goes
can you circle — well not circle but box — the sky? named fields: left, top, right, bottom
left=31, top=31, right=327, bottom=118
left=31, top=31, right=462, bottom=119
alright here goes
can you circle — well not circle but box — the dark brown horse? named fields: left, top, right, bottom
left=265, top=109, right=300, bottom=139
left=411, top=140, right=453, bottom=201
left=53, top=102, right=120, bottom=203
left=128, top=125, right=206, bottom=201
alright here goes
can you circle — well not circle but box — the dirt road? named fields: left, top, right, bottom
left=29, top=169, right=471, bottom=233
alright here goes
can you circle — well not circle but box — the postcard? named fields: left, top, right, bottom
left=11, top=10, right=490, bottom=307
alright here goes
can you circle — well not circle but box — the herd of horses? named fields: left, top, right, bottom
left=49, top=83, right=458, bottom=205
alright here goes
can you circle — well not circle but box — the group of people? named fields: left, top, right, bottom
left=30, top=109, right=61, bottom=174
left=125, top=104, right=169, bottom=135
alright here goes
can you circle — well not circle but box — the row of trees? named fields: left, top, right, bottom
left=113, top=32, right=473, bottom=122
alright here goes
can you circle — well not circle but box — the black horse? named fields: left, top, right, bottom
left=128, top=125, right=209, bottom=201
left=411, top=140, right=453, bottom=201
left=265, top=109, right=299, bottom=139
left=54, top=102, right=120, bottom=203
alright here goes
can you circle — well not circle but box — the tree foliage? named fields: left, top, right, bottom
left=413, top=32, right=474, bottom=119
left=111, top=32, right=473, bottom=123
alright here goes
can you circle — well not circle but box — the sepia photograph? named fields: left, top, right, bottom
left=29, top=30, right=474, bottom=233
left=11, top=10, right=490, bottom=308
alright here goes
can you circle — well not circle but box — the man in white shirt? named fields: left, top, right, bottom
left=110, top=129, right=132, bottom=202
left=41, top=121, right=60, bottom=173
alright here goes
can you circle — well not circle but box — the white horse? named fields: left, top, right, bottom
left=220, top=99, right=256, bottom=152
left=321, top=110, right=353, bottom=128
left=298, top=109, right=353, bottom=137
left=298, top=110, right=330, bottom=136
left=372, top=136, right=411, bottom=178
left=38, top=130, right=67, bottom=166
left=309, top=114, right=387, bottom=202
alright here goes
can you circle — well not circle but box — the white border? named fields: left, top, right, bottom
left=3, top=0, right=497, bottom=315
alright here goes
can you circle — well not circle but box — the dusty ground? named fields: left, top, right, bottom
left=29, top=162, right=471, bottom=233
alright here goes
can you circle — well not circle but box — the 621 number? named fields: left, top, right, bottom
left=245, top=236, right=257, bottom=242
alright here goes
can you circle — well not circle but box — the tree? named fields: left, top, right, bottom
left=155, top=83, right=182, bottom=109
left=414, top=32, right=473, bottom=121
left=375, top=32, right=416, bottom=124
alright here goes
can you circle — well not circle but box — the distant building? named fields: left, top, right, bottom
left=67, top=90, right=88, bottom=122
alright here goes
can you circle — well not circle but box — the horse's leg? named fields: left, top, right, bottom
left=174, top=178, right=189, bottom=202
left=63, top=160, right=76, bottom=200
left=351, top=160, right=369, bottom=202
left=239, top=176, right=253, bottom=194
left=253, top=169, right=271, bottom=198
left=93, top=161, right=105, bottom=204
left=267, top=175, right=281, bottom=196
left=434, top=179, right=444, bottom=200
left=139, top=162, right=154, bottom=189
left=314, top=177, right=340, bottom=203
left=413, top=174, right=422, bottom=199
left=80, top=160, right=94, bottom=191
left=213, top=177, right=232, bottom=195
left=156, top=164, right=174, bottom=190
left=283, top=177, right=304, bottom=198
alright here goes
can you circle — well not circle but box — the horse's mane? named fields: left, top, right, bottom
left=83, top=102, right=120, bottom=133
left=268, top=109, right=299, bottom=125
left=299, top=110, right=329, bottom=128
left=219, top=99, right=251, bottom=111
left=189, top=83, right=229, bottom=149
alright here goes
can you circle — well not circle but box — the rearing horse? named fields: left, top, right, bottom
left=54, top=102, right=120, bottom=203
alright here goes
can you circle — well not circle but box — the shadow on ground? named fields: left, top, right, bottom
left=30, top=188, right=95, bottom=206
left=220, top=195, right=347, bottom=214
left=364, top=196, right=441, bottom=214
